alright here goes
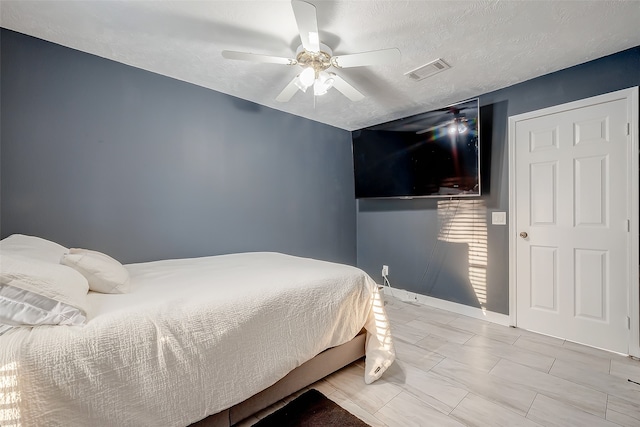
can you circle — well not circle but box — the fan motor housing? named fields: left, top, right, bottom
left=296, top=43, right=333, bottom=71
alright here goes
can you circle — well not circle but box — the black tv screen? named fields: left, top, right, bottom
left=352, top=98, right=480, bottom=199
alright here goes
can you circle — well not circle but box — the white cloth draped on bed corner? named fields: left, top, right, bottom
left=0, top=252, right=395, bottom=427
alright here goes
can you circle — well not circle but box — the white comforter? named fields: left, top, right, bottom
left=0, top=252, right=394, bottom=427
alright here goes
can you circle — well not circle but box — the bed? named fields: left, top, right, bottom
left=0, top=235, right=395, bottom=427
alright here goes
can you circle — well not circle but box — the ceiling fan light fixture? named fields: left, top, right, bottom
left=223, top=1, right=400, bottom=103
left=314, top=80, right=330, bottom=96
left=318, top=70, right=333, bottom=85
left=313, top=81, right=326, bottom=96
left=313, top=70, right=335, bottom=95
left=298, top=67, right=315, bottom=88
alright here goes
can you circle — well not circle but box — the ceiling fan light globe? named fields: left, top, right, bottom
left=314, top=72, right=335, bottom=96
left=324, top=77, right=335, bottom=90
left=313, top=79, right=328, bottom=96
left=317, top=71, right=334, bottom=88
left=294, top=76, right=309, bottom=92
left=299, top=67, right=315, bottom=87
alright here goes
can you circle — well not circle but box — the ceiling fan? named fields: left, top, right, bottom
left=221, top=0, right=401, bottom=103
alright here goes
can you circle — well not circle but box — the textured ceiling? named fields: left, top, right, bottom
left=2, top=1, right=640, bottom=131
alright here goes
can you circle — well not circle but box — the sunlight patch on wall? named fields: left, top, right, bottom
left=438, top=199, right=488, bottom=308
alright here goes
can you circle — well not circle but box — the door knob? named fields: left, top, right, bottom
left=520, top=231, right=528, bottom=239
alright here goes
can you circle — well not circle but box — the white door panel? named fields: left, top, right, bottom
left=513, top=95, right=631, bottom=354
left=574, top=155, right=607, bottom=227
left=529, top=162, right=557, bottom=225
left=529, top=245, right=557, bottom=311
left=574, top=248, right=607, bottom=321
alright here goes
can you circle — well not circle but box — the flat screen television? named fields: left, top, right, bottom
left=352, top=98, right=480, bottom=199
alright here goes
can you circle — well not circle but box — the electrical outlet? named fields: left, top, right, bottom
left=382, top=265, right=389, bottom=277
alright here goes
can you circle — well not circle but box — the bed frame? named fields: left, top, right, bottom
left=190, top=330, right=366, bottom=427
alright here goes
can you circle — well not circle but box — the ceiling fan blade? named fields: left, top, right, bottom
left=221, top=50, right=296, bottom=65
left=331, top=48, right=401, bottom=68
left=291, top=0, right=320, bottom=52
left=331, top=75, right=365, bottom=102
left=276, top=76, right=301, bottom=102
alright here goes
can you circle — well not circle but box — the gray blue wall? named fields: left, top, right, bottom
left=2, top=28, right=639, bottom=315
left=0, top=29, right=356, bottom=264
left=357, top=46, right=640, bottom=315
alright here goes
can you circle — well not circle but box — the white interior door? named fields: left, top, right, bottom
left=510, top=89, right=638, bottom=354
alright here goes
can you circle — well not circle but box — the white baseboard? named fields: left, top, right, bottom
left=381, top=286, right=510, bottom=327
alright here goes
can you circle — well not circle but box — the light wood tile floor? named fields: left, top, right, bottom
left=236, top=295, right=640, bottom=427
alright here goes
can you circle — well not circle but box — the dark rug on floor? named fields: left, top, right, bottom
left=251, top=389, right=370, bottom=427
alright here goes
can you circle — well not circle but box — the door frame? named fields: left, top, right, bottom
left=508, top=87, right=639, bottom=357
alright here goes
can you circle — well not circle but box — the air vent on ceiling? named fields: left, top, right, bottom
left=405, top=59, right=450, bottom=81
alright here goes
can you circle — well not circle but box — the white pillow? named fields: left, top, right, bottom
left=60, top=248, right=130, bottom=294
left=0, top=234, right=69, bottom=264
left=0, top=254, right=89, bottom=334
